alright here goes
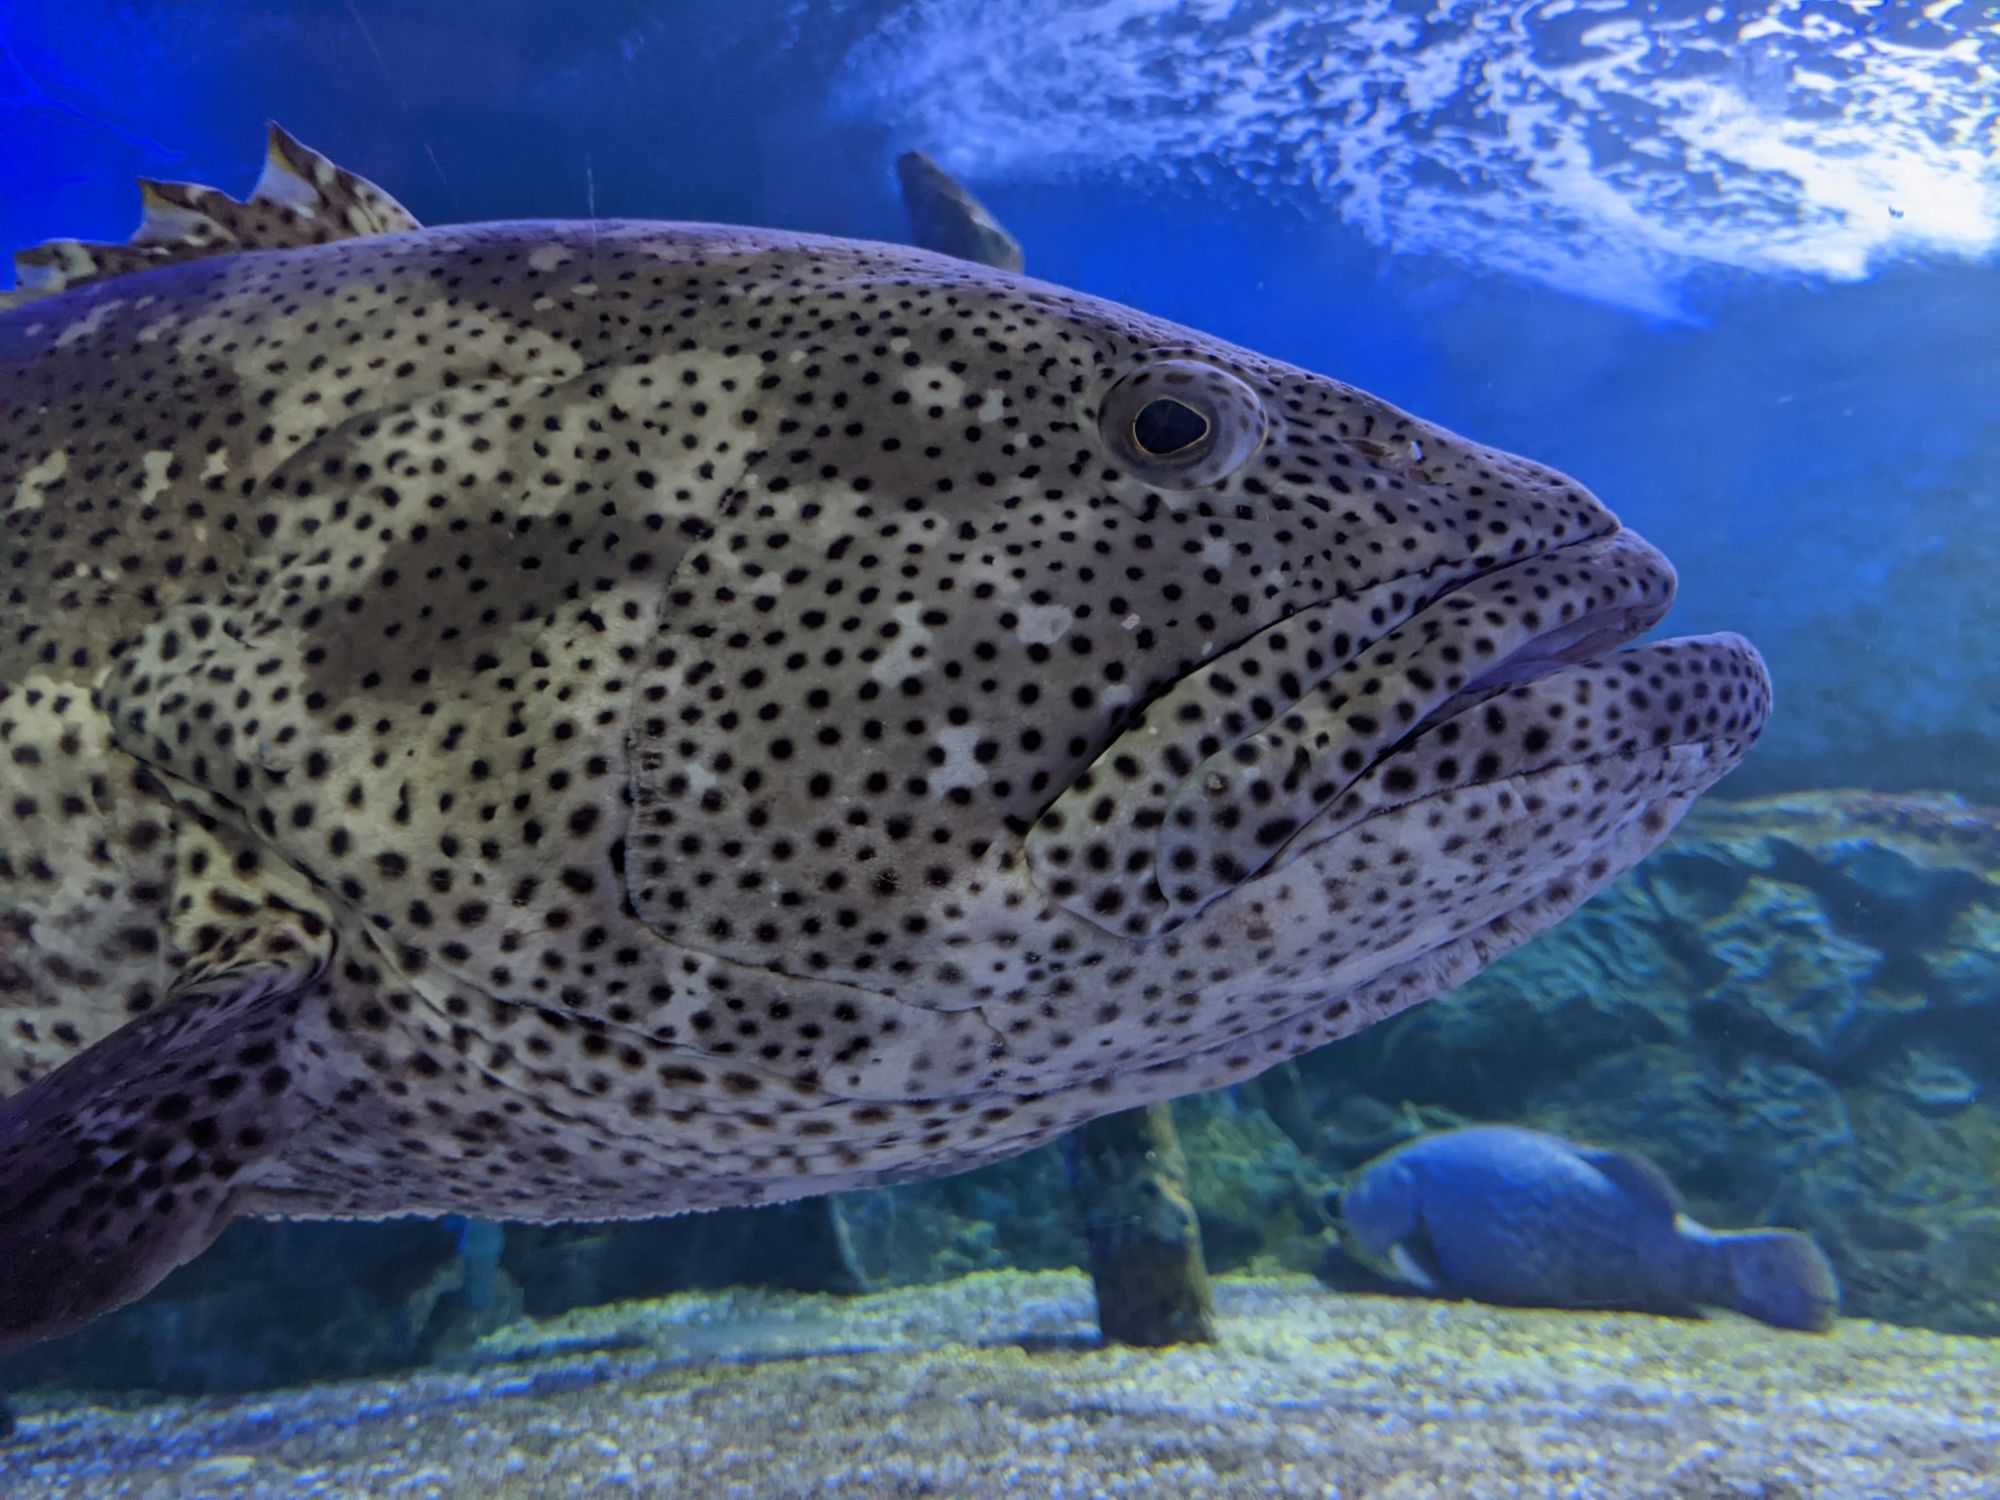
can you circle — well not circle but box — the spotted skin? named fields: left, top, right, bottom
left=0, top=132, right=1770, bottom=1349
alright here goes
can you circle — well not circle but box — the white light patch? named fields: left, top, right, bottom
left=928, top=725, right=991, bottom=793
left=1198, top=535, right=1236, bottom=571
left=8, top=449, right=68, bottom=515
left=54, top=297, right=123, bottom=348
left=867, top=600, right=939, bottom=686
left=1014, top=602, right=1074, bottom=646
left=135, top=449, right=176, bottom=508
left=527, top=244, right=574, bottom=273
left=900, top=364, right=969, bottom=408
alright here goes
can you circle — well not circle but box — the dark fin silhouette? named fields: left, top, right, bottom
left=1575, top=1143, right=1684, bottom=1225
left=895, top=150, right=1025, bottom=273
left=3, top=123, right=419, bottom=310
left=1698, top=1229, right=1842, bottom=1332
left=0, top=953, right=321, bottom=1353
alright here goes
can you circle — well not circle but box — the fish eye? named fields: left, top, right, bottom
left=1098, top=359, right=1267, bottom=490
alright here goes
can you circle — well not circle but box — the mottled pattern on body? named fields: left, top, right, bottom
left=0, top=133, right=1768, bottom=1348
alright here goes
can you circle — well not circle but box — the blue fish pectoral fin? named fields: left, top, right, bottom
left=1386, top=1238, right=1445, bottom=1293
left=2, top=122, right=419, bottom=311
left=0, top=943, right=327, bottom=1354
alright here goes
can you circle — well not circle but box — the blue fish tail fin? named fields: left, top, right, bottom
left=1700, top=1229, right=1841, bottom=1332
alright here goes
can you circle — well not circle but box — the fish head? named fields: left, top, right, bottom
left=626, top=251, right=1769, bottom=1095
left=1336, top=1152, right=1426, bottom=1272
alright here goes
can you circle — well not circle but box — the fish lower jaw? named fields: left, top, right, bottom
left=1002, top=660, right=1763, bottom=1106
left=998, top=769, right=1719, bottom=1113
left=1255, top=629, right=1771, bottom=884
left=1277, top=741, right=1741, bottom=999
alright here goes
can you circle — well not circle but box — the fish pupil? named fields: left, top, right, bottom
left=1132, top=398, right=1210, bottom=457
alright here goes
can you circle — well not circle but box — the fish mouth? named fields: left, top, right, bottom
left=1411, top=598, right=1668, bottom=724
left=1027, top=528, right=1771, bottom=938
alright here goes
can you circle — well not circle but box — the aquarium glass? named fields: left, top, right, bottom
left=1, top=2, right=1994, bottom=1494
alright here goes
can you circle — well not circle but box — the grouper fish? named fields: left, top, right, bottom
left=0, top=128, right=1770, bottom=1350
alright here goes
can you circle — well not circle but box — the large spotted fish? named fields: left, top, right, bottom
left=0, top=128, right=1769, bottom=1350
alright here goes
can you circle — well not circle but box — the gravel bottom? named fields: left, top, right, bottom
left=1, top=1271, right=1994, bottom=1498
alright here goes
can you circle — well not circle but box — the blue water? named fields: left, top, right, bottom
left=0, top=2, right=1994, bottom=1483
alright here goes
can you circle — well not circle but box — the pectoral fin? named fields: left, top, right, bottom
left=1387, top=1239, right=1444, bottom=1293
left=0, top=948, right=324, bottom=1353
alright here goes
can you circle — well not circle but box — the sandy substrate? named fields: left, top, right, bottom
left=1, top=1271, right=1994, bottom=1498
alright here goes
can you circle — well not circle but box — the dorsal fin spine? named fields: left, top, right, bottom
left=253, top=123, right=330, bottom=216
left=1, top=123, right=421, bottom=312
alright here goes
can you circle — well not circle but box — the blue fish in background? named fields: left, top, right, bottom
left=1335, top=1126, right=1841, bottom=1332
left=449, top=1218, right=506, bottom=1315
